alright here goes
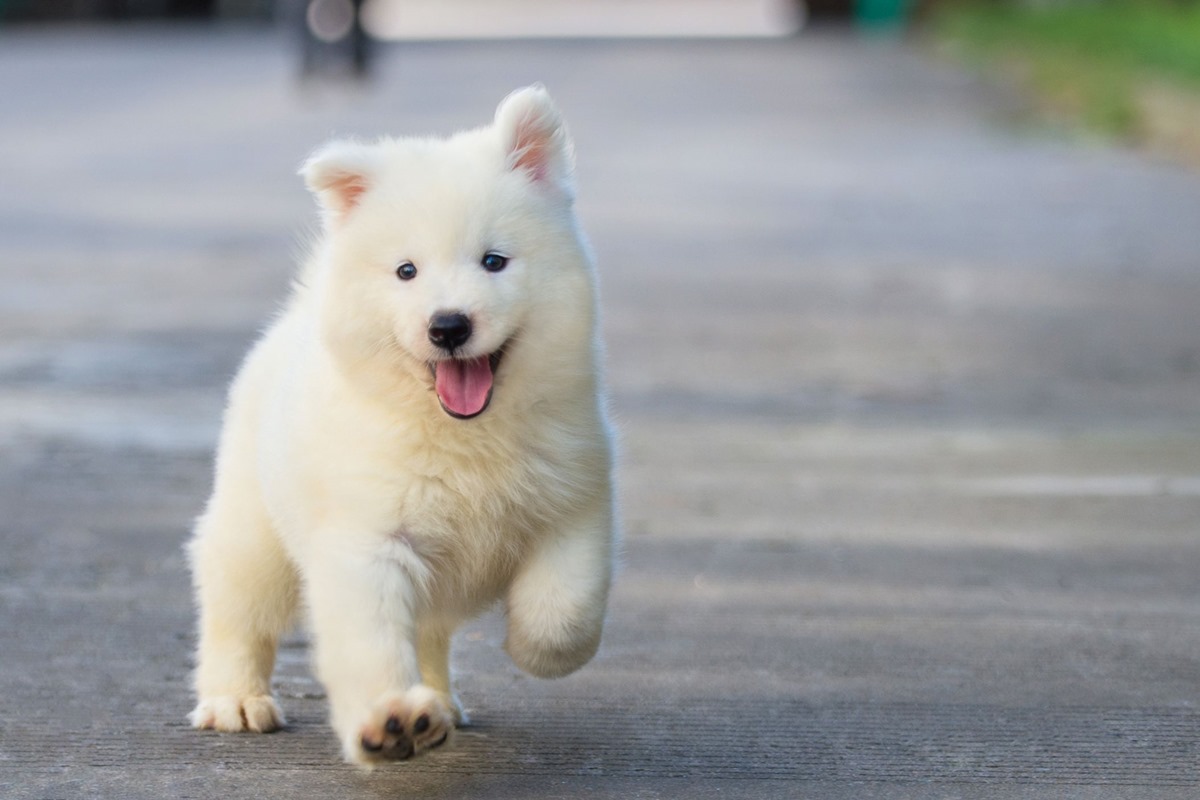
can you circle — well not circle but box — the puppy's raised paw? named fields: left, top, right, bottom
left=190, top=694, right=284, bottom=733
left=351, top=685, right=454, bottom=766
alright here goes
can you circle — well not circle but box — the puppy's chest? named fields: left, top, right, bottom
left=399, top=468, right=527, bottom=537
left=391, top=447, right=558, bottom=554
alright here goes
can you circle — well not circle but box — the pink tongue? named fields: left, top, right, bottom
left=435, top=356, right=494, bottom=418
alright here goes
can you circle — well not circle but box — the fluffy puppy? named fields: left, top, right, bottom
left=187, top=86, right=616, bottom=766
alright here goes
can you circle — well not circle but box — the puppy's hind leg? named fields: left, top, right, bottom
left=417, top=621, right=467, bottom=725
left=188, top=486, right=299, bottom=733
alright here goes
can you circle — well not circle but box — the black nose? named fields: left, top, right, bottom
left=428, top=312, right=472, bottom=351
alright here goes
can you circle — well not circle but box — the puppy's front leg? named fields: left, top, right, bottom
left=304, top=540, right=454, bottom=766
left=505, top=501, right=615, bottom=679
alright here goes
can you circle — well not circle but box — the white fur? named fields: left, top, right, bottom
left=187, top=86, right=615, bottom=766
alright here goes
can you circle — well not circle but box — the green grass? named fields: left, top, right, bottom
left=933, top=1, right=1200, bottom=137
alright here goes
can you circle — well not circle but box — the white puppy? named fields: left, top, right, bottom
left=187, top=86, right=615, bottom=766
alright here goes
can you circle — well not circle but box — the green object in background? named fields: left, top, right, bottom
left=933, top=2, right=1200, bottom=140
left=856, top=0, right=911, bottom=30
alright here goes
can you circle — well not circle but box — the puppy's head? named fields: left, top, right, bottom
left=300, top=86, right=591, bottom=420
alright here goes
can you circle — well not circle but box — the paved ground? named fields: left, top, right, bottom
left=2, top=23, right=1200, bottom=800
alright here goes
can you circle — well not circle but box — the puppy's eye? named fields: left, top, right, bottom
left=481, top=252, right=509, bottom=273
left=396, top=261, right=418, bottom=281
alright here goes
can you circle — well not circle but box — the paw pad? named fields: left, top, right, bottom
left=354, top=687, right=453, bottom=764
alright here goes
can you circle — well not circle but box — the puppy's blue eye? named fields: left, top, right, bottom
left=481, top=252, right=509, bottom=273
left=396, top=262, right=417, bottom=281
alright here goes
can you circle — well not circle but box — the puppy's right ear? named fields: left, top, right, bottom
left=300, top=140, right=378, bottom=225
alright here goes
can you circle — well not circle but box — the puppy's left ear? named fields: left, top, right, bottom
left=300, top=139, right=380, bottom=225
left=495, top=85, right=575, bottom=196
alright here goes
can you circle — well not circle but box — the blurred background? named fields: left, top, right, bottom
left=4, top=1, right=1200, bottom=796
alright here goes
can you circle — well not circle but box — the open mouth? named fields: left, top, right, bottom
left=430, top=346, right=505, bottom=420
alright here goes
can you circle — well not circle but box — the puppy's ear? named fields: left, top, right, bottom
left=494, top=85, right=575, bottom=196
left=300, top=140, right=379, bottom=224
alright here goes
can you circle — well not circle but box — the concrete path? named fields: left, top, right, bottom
left=2, top=25, right=1200, bottom=799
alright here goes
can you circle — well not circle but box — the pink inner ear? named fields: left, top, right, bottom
left=510, top=112, right=552, bottom=182
left=327, top=173, right=367, bottom=214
